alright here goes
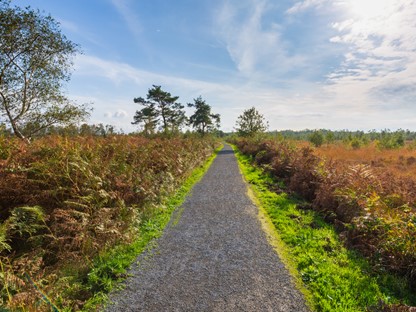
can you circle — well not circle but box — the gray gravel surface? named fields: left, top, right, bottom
left=105, top=145, right=309, bottom=312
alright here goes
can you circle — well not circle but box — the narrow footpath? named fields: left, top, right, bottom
left=105, top=145, right=309, bottom=311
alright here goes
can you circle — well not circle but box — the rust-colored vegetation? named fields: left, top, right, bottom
left=233, top=138, right=416, bottom=293
left=0, top=135, right=218, bottom=310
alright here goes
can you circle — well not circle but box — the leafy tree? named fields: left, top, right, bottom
left=79, top=123, right=115, bottom=137
left=235, top=107, right=268, bottom=137
left=325, top=131, right=335, bottom=144
left=187, top=96, right=220, bottom=135
left=376, top=130, right=405, bottom=149
left=132, top=85, right=186, bottom=134
left=132, top=105, right=158, bottom=135
left=0, top=1, right=89, bottom=143
left=309, top=130, right=324, bottom=147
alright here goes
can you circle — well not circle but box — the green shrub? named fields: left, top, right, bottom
left=309, top=131, right=324, bottom=147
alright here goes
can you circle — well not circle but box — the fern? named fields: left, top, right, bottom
left=6, top=206, right=47, bottom=239
left=0, top=135, right=219, bottom=310
left=0, top=224, right=10, bottom=254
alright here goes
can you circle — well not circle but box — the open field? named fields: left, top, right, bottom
left=314, top=143, right=416, bottom=179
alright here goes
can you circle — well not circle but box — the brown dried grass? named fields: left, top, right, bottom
left=233, top=137, right=416, bottom=289
left=0, top=134, right=218, bottom=310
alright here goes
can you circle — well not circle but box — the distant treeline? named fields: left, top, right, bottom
left=268, top=129, right=415, bottom=149
left=0, top=123, right=120, bottom=137
left=1, top=123, right=415, bottom=145
left=0, top=123, right=227, bottom=138
left=270, top=129, right=416, bottom=141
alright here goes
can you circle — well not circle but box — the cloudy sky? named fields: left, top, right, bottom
left=12, top=0, right=416, bottom=132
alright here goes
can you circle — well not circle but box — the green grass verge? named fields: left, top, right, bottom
left=233, top=146, right=415, bottom=312
left=78, top=145, right=223, bottom=312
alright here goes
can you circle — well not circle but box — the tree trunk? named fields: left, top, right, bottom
left=11, top=121, right=31, bottom=144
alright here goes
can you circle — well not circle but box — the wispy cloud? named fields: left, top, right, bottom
left=58, top=18, right=102, bottom=47
left=326, top=0, right=416, bottom=109
left=287, top=0, right=416, bottom=113
left=215, top=0, right=306, bottom=81
left=110, top=0, right=142, bottom=38
left=286, top=0, right=329, bottom=14
left=72, top=54, right=318, bottom=131
left=75, top=56, right=411, bottom=132
left=16, top=0, right=416, bottom=132
left=73, top=54, right=238, bottom=96
left=58, top=19, right=79, bottom=33
left=72, top=0, right=416, bottom=134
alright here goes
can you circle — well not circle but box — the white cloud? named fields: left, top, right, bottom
left=326, top=0, right=416, bottom=110
left=73, top=54, right=239, bottom=96
left=105, top=110, right=128, bottom=119
left=71, top=54, right=326, bottom=132
left=58, top=19, right=79, bottom=33
left=76, top=0, right=416, bottom=132
left=287, top=0, right=416, bottom=116
left=215, top=0, right=306, bottom=80
left=332, top=19, right=354, bottom=32
left=286, top=0, right=329, bottom=14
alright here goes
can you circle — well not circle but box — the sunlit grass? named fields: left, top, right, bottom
left=80, top=144, right=222, bottom=311
left=234, top=148, right=415, bottom=312
left=0, top=135, right=220, bottom=311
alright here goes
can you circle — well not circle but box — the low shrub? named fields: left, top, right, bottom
left=0, top=135, right=218, bottom=310
left=231, top=137, right=416, bottom=293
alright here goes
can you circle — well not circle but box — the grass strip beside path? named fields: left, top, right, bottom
left=80, top=145, right=223, bottom=312
left=233, top=146, right=414, bottom=312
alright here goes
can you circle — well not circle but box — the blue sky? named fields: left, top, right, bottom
left=11, top=0, right=416, bottom=132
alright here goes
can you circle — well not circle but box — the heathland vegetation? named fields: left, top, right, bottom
left=0, top=135, right=220, bottom=310
left=2, top=1, right=416, bottom=311
left=230, top=133, right=416, bottom=311
left=0, top=3, right=224, bottom=310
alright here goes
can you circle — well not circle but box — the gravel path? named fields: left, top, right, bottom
left=105, top=145, right=309, bottom=311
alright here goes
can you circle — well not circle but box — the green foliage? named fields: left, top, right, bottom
left=268, top=129, right=416, bottom=148
left=339, top=133, right=369, bottom=149
left=309, top=130, right=324, bottom=147
left=231, top=137, right=416, bottom=307
left=0, top=135, right=220, bottom=311
left=0, top=1, right=89, bottom=142
left=325, top=131, right=335, bottom=144
left=6, top=206, right=46, bottom=239
left=133, top=85, right=187, bottom=134
left=376, top=130, right=406, bottom=149
left=83, top=145, right=221, bottom=311
left=234, top=150, right=416, bottom=311
left=349, top=137, right=362, bottom=149
left=0, top=223, right=10, bottom=254
left=235, top=107, right=268, bottom=137
left=187, top=96, right=220, bottom=135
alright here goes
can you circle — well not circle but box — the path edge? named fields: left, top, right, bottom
left=89, top=144, right=223, bottom=312
left=230, top=143, right=314, bottom=311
